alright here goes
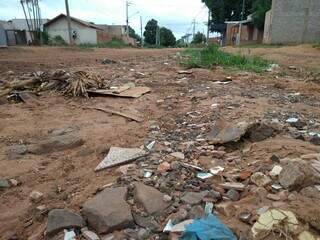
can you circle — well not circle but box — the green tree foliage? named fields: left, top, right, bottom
left=192, top=32, right=206, bottom=44
left=160, top=27, right=176, bottom=47
left=128, top=26, right=141, bottom=41
left=251, top=0, right=272, bottom=29
left=144, top=19, right=158, bottom=45
left=202, top=0, right=271, bottom=30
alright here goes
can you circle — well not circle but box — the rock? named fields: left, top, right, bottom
left=9, top=179, right=18, bottom=186
left=28, top=134, right=84, bottom=154
left=0, top=178, right=10, bottom=189
left=298, top=231, right=316, bottom=240
left=300, top=186, right=320, bottom=199
left=29, top=191, right=43, bottom=203
left=269, top=165, right=283, bottom=177
left=226, top=189, right=240, bottom=201
left=270, top=154, right=280, bottom=163
left=266, top=193, right=281, bottom=201
left=215, top=202, right=235, bottom=217
left=46, top=209, right=85, bottom=236
left=180, top=191, right=209, bottom=205
left=163, top=194, right=172, bottom=202
left=239, top=212, right=252, bottom=224
left=82, top=187, right=133, bottom=234
left=250, top=172, right=272, bottom=187
left=169, top=208, right=188, bottom=224
left=132, top=213, right=161, bottom=232
left=170, top=152, right=185, bottom=160
left=207, top=120, right=249, bottom=144
left=239, top=170, right=253, bottom=180
left=188, top=205, right=205, bottom=219
left=7, top=144, right=28, bottom=160
left=116, top=164, right=137, bottom=175
left=82, top=229, right=100, bottom=240
left=133, top=182, right=170, bottom=214
left=219, top=182, right=246, bottom=191
left=157, top=162, right=171, bottom=173
left=279, top=160, right=316, bottom=190
left=310, top=135, right=320, bottom=145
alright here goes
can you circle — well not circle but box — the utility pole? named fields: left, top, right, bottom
left=192, top=19, right=196, bottom=41
left=206, top=10, right=210, bottom=45
left=238, top=0, right=246, bottom=45
left=140, top=16, right=143, bottom=47
left=126, top=0, right=130, bottom=38
left=65, top=0, right=73, bottom=45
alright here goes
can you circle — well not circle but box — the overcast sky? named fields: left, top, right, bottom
left=0, top=0, right=210, bottom=39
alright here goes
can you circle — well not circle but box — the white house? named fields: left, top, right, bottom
left=44, top=14, right=106, bottom=45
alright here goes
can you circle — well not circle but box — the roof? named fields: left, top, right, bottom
left=10, top=19, right=49, bottom=30
left=44, top=14, right=103, bottom=30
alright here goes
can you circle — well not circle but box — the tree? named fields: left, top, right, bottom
left=128, top=26, right=141, bottom=41
left=251, top=0, right=272, bottom=29
left=192, top=32, right=206, bottom=44
left=160, top=27, right=176, bottom=47
left=202, top=0, right=271, bottom=31
left=144, top=19, right=158, bottom=45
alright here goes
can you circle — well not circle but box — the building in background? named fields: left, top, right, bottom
left=0, top=18, right=48, bottom=46
left=44, top=14, right=136, bottom=45
left=225, top=15, right=263, bottom=46
left=0, top=22, right=7, bottom=47
left=264, top=0, right=320, bottom=44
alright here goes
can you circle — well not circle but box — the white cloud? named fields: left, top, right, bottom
left=0, top=0, right=209, bottom=39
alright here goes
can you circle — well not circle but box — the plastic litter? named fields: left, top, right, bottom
left=181, top=214, right=237, bottom=240
left=64, top=230, right=76, bottom=240
left=197, top=173, right=213, bottom=180
left=204, top=202, right=213, bottom=215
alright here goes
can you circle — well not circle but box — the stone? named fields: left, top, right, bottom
left=82, top=229, right=100, bottom=240
left=239, top=170, right=253, bottom=180
left=170, top=152, right=185, bottom=160
left=246, top=122, right=276, bottom=142
left=292, top=198, right=320, bottom=231
left=137, top=228, right=149, bottom=239
left=163, top=194, right=172, bottom=202
left=132, top=213, right=161, bottom=232
left=279, top=161, right=313, bottom=190
left=116, top=164, right=137, bottom=175
left=188, top=205, right=205, bottom=219
left=250, top=172, right=272, bottom=187
left=28, top=134, right=84, bottom=154
left=226, top=189, right=240, bottom=201
left=133, top=182, right=169, bottom=214
left=219, top=182, right=246, bottom=191
left=9, top=179, right=18, bottom=186
left=169, top=208, right=188, bottom=224
left=270, top=154, right=280, bottom=163
left=46, top=209, right=85, bottom=236
left=29, top=191, right=43, bottom=203
left=266, top=193, right=281, bottom=201
left=239, top=212, right=252, bottom=224
left=298, top=231, right=316, bottom=240
left=269, top=165, right=283, bottom=177
left=300, top=186, right=320, bottom=199
left=180, top=191, right=209, bottom=205
left=0, top=178, right=10, bottom=189
left=157, top=162, right=171, bottom=173
left=95, top=147, right=147, bottom=171
left=215, top=202, right=235, bottom=217
left=7, top=144, right=28, bottom=160
left=82, top=187, right=133, bottom=234
left=207, top=120, right=249, bottom=144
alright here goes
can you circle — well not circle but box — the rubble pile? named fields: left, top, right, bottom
left=21, top=114, right=319, bottom=240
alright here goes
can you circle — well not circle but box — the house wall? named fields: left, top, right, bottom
left=0, top=24, right=7, bottom=47
left=46, top=18, right=97, bottom=44
left=264, top=0, right=320, bottom=44
left=226, top=23, right=262, bottom=45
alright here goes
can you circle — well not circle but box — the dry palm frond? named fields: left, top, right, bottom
left=63, top=71, right=99, bottom=98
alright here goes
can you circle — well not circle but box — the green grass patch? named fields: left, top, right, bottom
left=181, top=44, right=270, bottom=72
left=314, top=43, right=320, bottom=49
left=79, top=39, right=130, bottom=49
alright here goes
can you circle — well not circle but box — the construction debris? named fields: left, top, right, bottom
left=85, top=106, right=143, bottom=122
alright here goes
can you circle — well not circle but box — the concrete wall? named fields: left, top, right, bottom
left=264, top=0, right=320, bottom=44
left=0, top=24, right=7, bottom=47
left=46, top=18, right=97, bottom=44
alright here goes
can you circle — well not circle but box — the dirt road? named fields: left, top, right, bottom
left=1, top=46, right=320, bottom=239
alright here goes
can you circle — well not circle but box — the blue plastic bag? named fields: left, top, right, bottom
left=181, top=214, right=237, bottom=240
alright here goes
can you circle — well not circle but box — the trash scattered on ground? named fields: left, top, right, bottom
left=87, top=86, right=151, bottom=98
left=251, top=209, right=298, bottom=238
left=95, top=147, right=148, bottom=171
left=85, top=106, right=143, bottom=122
left=182, top=214, right=237, bottom=240
left=101, top=58, right=117, bottom=64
